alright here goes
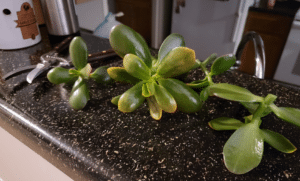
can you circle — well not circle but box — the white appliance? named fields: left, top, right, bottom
left=171, top=0, right=254, bottom=60
left=0, top=0, right=41, bottom=50
left=274, top=9, right=300, bottom=86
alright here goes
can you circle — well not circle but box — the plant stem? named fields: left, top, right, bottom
left=199, top=63, right=214, bottom=85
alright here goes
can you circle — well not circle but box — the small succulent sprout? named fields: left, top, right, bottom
left=47, top=36, right=113, bottom=110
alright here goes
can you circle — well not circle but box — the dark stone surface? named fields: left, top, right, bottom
left=1, top=27, right=300, bottom=180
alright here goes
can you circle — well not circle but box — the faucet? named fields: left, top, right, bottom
left=233, top=31, right=266, bottom=79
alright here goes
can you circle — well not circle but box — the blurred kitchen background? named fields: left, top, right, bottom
left=32, top=0, right=300, bottom=85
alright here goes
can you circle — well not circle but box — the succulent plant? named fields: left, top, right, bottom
left=47, top=37, right=113, bottom=110
left=187, top=55, right=300, bottom=174
left=107, top=24, right=202, bottom=120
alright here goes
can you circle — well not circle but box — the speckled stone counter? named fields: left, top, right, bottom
left=1, top=28, right=300, bottom=181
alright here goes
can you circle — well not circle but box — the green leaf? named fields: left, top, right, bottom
left=111, top=95, right=121, bottom=105
left=79, top=63, right=92, bottom=79
left=223, top=122, right=264, bottom=174
left=69, top=76, right=90, bottom=110
left=156, top=47, right=196, bottom=78
left=118, top=82, right=145, bottom=112
left=142, top=83, right=151, bottom=97
left=146, top=82, right=156, bottom=95
left=158, top=78, right=202, bottom=113
left=240, top=102, right=272, bottom=117
left=209, top=83, right=264, bottom=102
left=157, top=33, right=185, bottom=65
left=210, top=54, right=236, bottom=76
left=109, top=24, right=152, bottom=68
left=209, top=117, right=244, bottom=130
left=269, top=104, right=300, bottom=127
left=154, top=83, right=177, bottom=113
left=200, top=86, right=210, bottom=102
left=147, top=96, right=162, bottom=120
left=47, top=67, right=77, bottom=84
left=69, top=36, right=88, bottom=70
left=123, top=54, right=151, bottom=80
left=107, top=67, right=140, bottom=85
left=203, top=53, right=218, bottom=67
left=260, top=129, right=297, bottom=153
left=90, top=66, right=114, bottom=84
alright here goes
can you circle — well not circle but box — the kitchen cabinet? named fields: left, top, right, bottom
left=115, top=0, right=152, bottom=44
left=239, top=10, right=294, bottom=79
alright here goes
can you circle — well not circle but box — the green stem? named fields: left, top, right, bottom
left=199, top=63, right=214, bottom=85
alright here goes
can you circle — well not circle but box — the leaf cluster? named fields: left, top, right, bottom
left=47, top=37, right=113, bottom=110
left=107, top=24, right=202, bottom=120
left=190, top=55, right=300, bottom=174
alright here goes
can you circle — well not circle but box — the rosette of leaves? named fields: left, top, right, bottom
left=107, top=24, right=202, bottom=120
left=47, top=37, right=113, bottom=110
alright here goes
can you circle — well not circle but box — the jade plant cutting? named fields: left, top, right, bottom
left=187, top=56, right=300, bottom=174
left=107, top=24, right=202, bottom=120
left=47, top=37, right=113, bottom=110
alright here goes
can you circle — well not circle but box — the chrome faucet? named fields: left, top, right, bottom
left=233, top=31, right=266, bottom=79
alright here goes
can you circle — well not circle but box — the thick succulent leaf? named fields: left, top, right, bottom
left=90, top=66, right=114, bottom=84
left=109, top=24, right=152, bottom=67
left=142, top=83, right=152, bottom=97
left=210, top=54, right=236, bottom=76
left=200, top=86, right=210, bottom=102
left=146, top=82, right=156, bottom=95
left=69, top=76, right=90, bottom=110
left=241, top=102, right=272, bottom=117
left=209, top=83, right=264, bottom=102
left=107, top=67, right=140, bottom=84
left=269, top=104, right=300, bottom=127
left=157, top=33, right=185, bottom=64
left=79, top=63, right=92, bottom=79
left=118, top=82, right=145, bottom=112
left=208, top=117, right=244, bottom=130
left=154, top=84, right=177, bottom=113
left=69, top=36, right=88, bottom=70
left=111, top=95, right=121, bottom=106
left=147, top=96, right=162, bottom=120
left=156, top=47, right=196, bottom=78
left=47, top=67, right=77, bottom=84
left=158, top=78, right=202, bottom=113
left=223, top=122, right=264, bottom=174
left=123, top=54, right=151, bottom=80
left=260, top=129, right=296, bottom=153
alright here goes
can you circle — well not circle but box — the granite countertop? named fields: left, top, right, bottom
left=1, top=27, right=300, bottom=180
